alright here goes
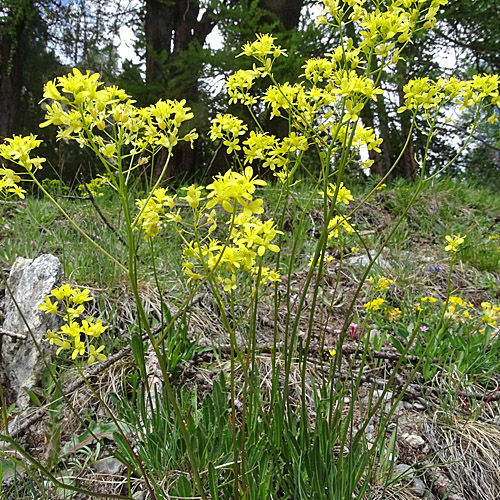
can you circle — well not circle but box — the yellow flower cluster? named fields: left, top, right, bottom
left=327, top=215, right=356, bottom=240
left=78, top=175, right=111, bottom=197
left=135, top=167, right=281, bottom=290
left=226, top=69, right=259, bottom=106
left=318, top=0, right=449, bottom=60
left=0, top=134, right=46, bottom=172
left=385, top=307, right=402, bottom=322
left=321, top=182, right=354, bottom=205
left=219, top=1, right=498, bottom=183
left=444, top=296, right=473, bottom=322
left=183, top=212, right=281, bottom=291
left=398, top=76, right=499, bottom=115
left=39, top=284, right=107, bottom=365
left=369, top=275, right=393, bottom=291
left=182, top=168, right=281, bottom=290
left=0, top=167, right=25, bottom=201
left=222, top=28, right=388, bottom=172
left=39, top=68, right=197, bottom=167
left=210, top=113, right=248, bottom=155
left=480, top=302, right=500, bottom=327
left=241, top=130, right=308, bottom=180
left=239, top=33, right=287, bottom=76
left=136, top=188, right=177, bottom=240
left=364, top=298, right=385, bottom=311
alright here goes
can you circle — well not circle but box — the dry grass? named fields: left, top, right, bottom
left=424, top=414, right=500, bottom=500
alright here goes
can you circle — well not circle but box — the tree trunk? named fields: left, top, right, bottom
left=359, top=101, right=383, bottom=176
left=258, top=0, right=303, bottom=30
left=145, top=0, right=175, bottom=85
left=0, top=2, right=32, bottom=140
left=396, top=59, right=417, bottom=180
left=376, top=91, right=395, bottom=175
left=144, top=0, right=218, bottom=179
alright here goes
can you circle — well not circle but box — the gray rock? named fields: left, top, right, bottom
left=373, top=389, right=393, bottom=400
left=346, top=254, right=392, bottom=270
left=1, top=254, right=62, bottom=410
left=411, top=477, right=427, bottom=497
left=394, top=463, right=414, bottom=482
left=402, top=433, right=426, bottom=448
left=93, top=457, right=123, bottom=475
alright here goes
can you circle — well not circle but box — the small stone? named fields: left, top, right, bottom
left=393, top=463, right=414, bottom=481
left=373, top=389, right=393, bottom=400
left=346, top=254, right=392, bottom=269
left=411, top=477, right=427, bottom=497
left=94, top=457, right=123, bottom=475
left=413, top=402, right=426, bottom=410
left=403, top=433, right=425, bottom=447
left=365, top=424, right=375, bottom=441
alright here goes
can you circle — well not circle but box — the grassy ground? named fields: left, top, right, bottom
left=1, top=175, right=499, bottom=499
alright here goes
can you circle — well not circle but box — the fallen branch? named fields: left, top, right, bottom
left=0, top=328, right=26, bottom=340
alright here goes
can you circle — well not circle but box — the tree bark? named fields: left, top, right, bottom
left=258, top=0, right=303, bottom=30
left=0, top=1, right=32, bottom=140
left=375, top=91, right=395, bottom=176
left=144, top=0, right=219, bottom=179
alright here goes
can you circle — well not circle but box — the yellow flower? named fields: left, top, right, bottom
left=385, top=307, right=402, bottom=322
left=181, top=184, right=204, bottom=209
left=444, top=234, right=465, bottom=254
left=206, top=167, right=266, bottom=213
left=60, top=321, right=81, bottom=338
left=239, top=33, right=287, bottom=61
left=328, top=215, right=355, bottom=239
left=51, top=284, right=74, bottom=300
left=0, top=134, right=45, bottom=171
left=72, top=339, right=86, bottom=360
left=70, top=287, right=94, bottom=305
left=67, top=304, right=85, bottom=319
left=448, top=296, right=465, bottom=306
left=38, top=296, right=58, bottom=315
left=364, top=298, right=385, bottom=311
left=88, top=345, right=107, bottom=365
left=88, top=345, right=106, bottom=365
left=376, top=276, right=393, bottom=291
left=321, top=182, right=354, bottom=205
left=420, top=296, right=437, bottom=303
left=481, top=302, right=499, bottom=326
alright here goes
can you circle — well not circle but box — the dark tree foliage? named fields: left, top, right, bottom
left=118, top=0, right=311, bottom=182
left=2, top=0, right=498, bottom=184
left=437, top=0, right=500, bottom=74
